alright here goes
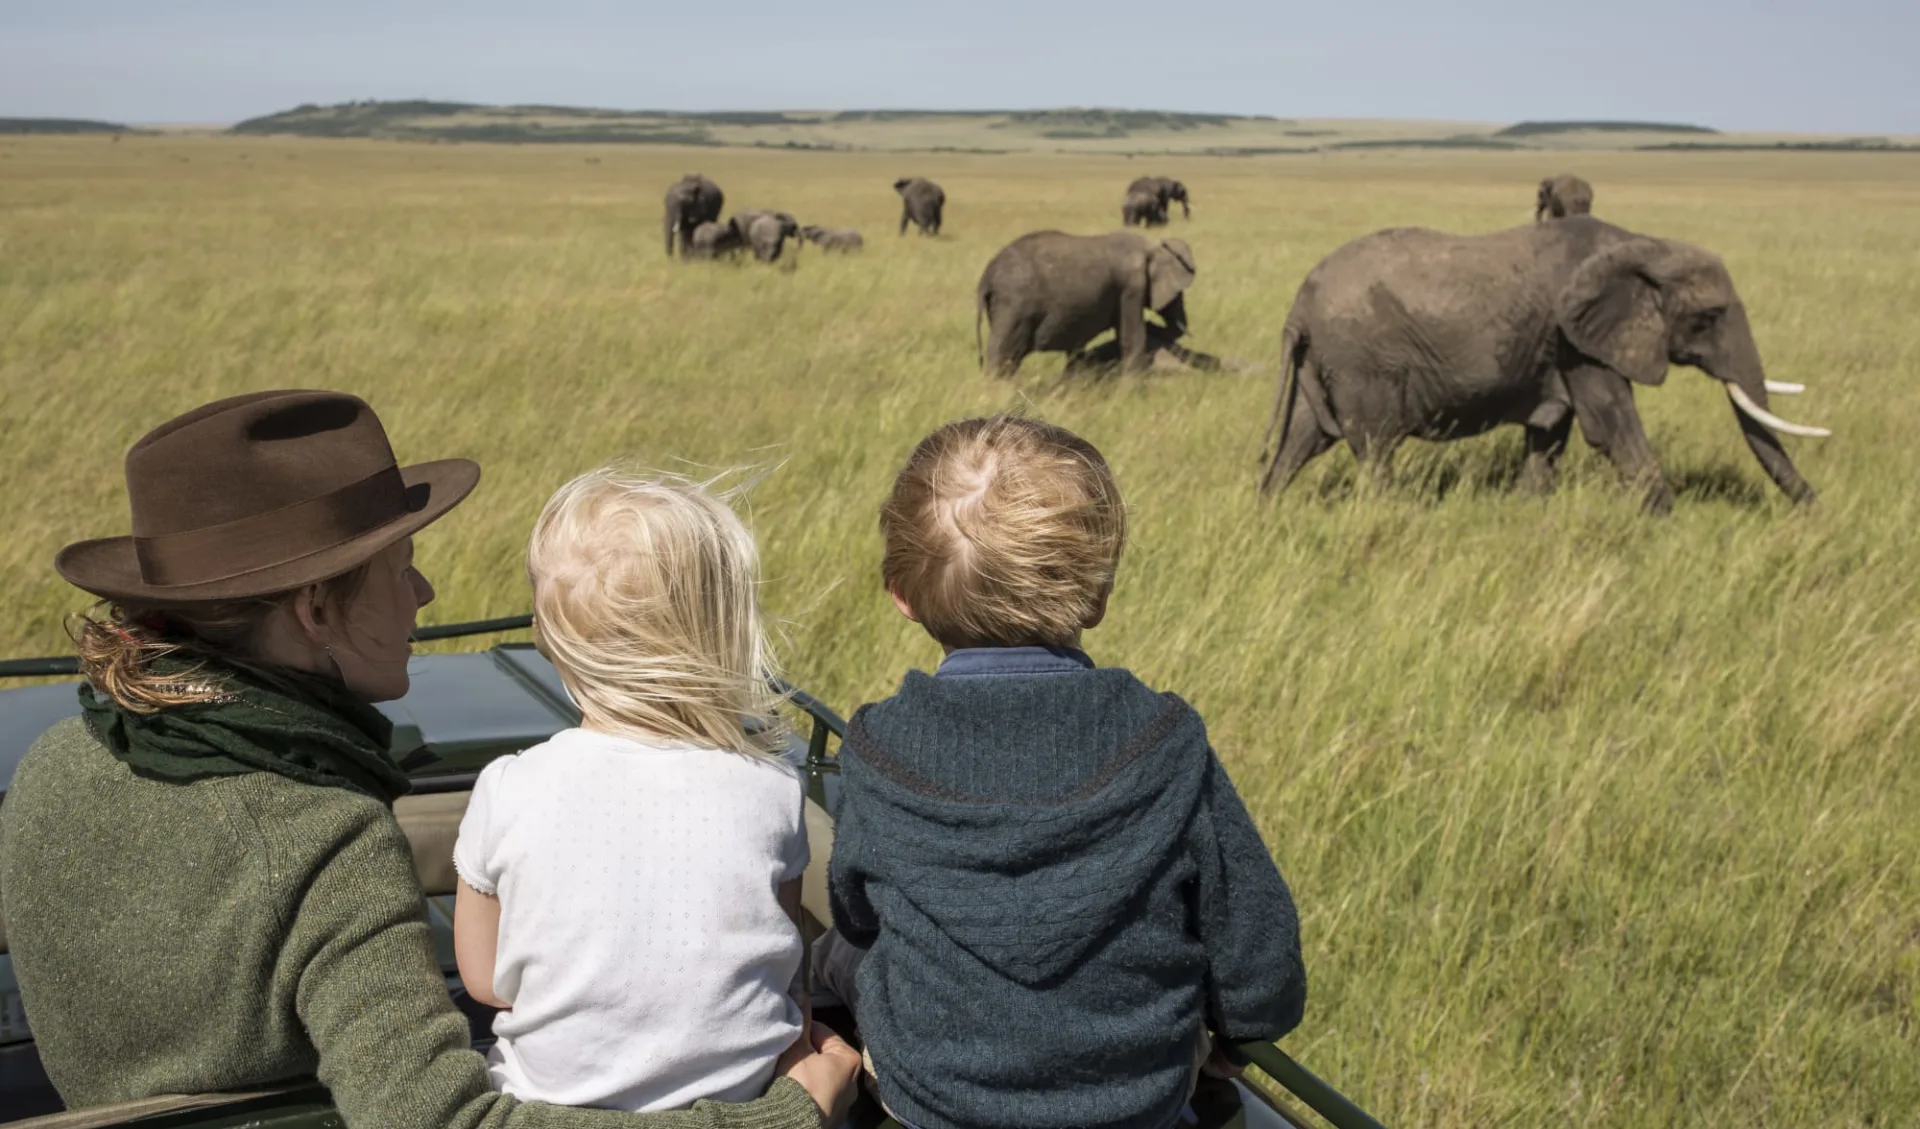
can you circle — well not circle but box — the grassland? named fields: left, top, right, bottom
left=0, top=133, right=1915, bottom=1127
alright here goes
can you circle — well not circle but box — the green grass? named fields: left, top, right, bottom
left=1, top=134, right=1916, bottom=1128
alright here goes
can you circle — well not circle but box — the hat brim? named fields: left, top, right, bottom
left=55, top=459, right=481, bottom=606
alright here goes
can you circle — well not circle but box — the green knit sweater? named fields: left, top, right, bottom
left=0, top=717, right=822, bottom=1129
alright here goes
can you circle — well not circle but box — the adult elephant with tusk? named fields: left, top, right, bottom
left=1258, top=215, right=1829, bottom=513
left=663, top=173, right=725, bottom=258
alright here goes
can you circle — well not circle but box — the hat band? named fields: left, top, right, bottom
left=132, top=466, right=410, bottom=588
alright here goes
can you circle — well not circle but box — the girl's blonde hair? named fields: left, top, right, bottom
left=528, top=468, right=787, bottom=759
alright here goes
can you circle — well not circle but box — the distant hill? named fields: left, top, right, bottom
left=1496, top=120, right=1719, bottom=138
left=0, top=118, right=134, bottom=135
left=221, top=102, right=1920, bottom=155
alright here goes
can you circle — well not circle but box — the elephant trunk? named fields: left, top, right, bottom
left=1708, top=313, right=1825, bottom=503
left=1158, top=292, right=1189, bottom=337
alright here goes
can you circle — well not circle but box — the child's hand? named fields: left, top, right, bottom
left=1199, top=1039, right=1244, bottom=1080
left=780, top=1023, right=862, bottom=1124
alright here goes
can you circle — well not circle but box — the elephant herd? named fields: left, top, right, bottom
left=669, top=165, right=1830, bottom=511
left=662, top=173, right=944, bottom=263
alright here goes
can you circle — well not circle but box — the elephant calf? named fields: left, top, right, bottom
left=976, top=231, right=1196, bottom=377
left=1122, top=191, right=1167, bottom=228
left=801, top=225, right=863, bottom=252
left=746, top=213, right=800, bottom=262
left=895, top=177, right=945, bottom=236
left=1126, top=176, right=1190, bottom=221
left=1259, top=216, right=1830, bottom=513
left=1536, top=174, right=1595, bottom=222
left=687, top=218, right=745, bottom=260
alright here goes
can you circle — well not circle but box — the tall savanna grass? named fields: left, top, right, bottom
left=0, top=134, right=1915, bottom=1127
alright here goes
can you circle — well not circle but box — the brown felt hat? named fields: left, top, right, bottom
left=56, top=390, right=480, bottom=604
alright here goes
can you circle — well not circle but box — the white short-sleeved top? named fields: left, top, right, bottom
left=452, top=727, right=808, bottom=1112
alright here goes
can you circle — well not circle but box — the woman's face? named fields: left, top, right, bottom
left=329, top=537, right=435, bottom=702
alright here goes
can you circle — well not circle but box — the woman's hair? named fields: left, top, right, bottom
left=71, top=565, right=372, bottom=713
left=880, top=414, right=1127, bottom=649
left=527, top=468, right=787, bottom=759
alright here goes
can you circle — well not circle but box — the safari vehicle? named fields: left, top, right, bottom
left=0, top=618, right=1385, bottom=1129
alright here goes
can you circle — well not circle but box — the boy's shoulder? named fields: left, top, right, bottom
left=863, top=663, right=1187, bottom=721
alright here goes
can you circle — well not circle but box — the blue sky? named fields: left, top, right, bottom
left=2, top=0, right=1913, bottom=132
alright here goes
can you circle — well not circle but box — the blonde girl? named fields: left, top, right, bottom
left=452, top=469, right=810, bottom=1113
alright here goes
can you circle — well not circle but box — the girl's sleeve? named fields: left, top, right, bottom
left=780, top=769, right=810, bottom=883
left=281, top=799, right=824, bottom=1129
left=451, top=756, right=507, bottom=895
left=1190, top=751, right=1308, bottom=1043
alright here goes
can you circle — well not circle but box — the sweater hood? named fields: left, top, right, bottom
left=842, top=669, right=1209, bottom=986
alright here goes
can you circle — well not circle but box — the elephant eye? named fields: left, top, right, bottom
left=1691, top=309, right=1724, bottom=333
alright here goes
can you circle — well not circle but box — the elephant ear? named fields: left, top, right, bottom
left=1554, top=238, right=1682, bottom=385
left=893, top=177, right=911, bottom=193
left=1148, top=239, right=1197, bottom=309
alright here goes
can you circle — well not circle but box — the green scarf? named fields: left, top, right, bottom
left=79, top=658, right=412, bottom=806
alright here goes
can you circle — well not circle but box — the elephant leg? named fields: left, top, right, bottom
left=1347, top=430, right=1403, bottom=494
left=1258, top=395, right=1336, bottom=495
left=1117, top=298, right=1149, bottom=373
left=985, top=318, right=1032, bottom=379
left=1566, top=363, right=1673, bottom=514
left=1519, top=403, right=1574, bottom=496
left=899, top=205, right=911, bottom=236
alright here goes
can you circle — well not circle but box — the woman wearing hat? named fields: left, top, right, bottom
left=0, top=391, right=859, bottom=1128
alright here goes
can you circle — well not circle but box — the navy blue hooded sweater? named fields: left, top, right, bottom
left=828, top=664, right=1306, bottom=1129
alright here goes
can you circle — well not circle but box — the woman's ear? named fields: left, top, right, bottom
left=289, top=583, right=329, bottom=645
left=888, top=587, right=920, bottom=624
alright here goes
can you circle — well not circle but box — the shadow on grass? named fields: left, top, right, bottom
left=1670, top=463, right=1769, bottom=509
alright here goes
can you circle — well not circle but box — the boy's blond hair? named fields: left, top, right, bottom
left=528, top=469, right=786, bottom=759
left=880, top=415, right=1126, bottom=650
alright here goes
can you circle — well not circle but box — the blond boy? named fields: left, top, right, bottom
left=826, top=414, right=1307, bottom=1129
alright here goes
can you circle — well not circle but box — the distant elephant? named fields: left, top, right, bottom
left=1536, top=175, right=1594, bottom=222
left=801, top=225, right=864, bottom=252
left=664, top=174, right=725, bottom=258
left=976, top=231, right=1196, bottom=377
left=687, top=218, right=745, bottom=260
left=748, top=213, right=800, bottom=262
left=1121, top=191, right=1167, bottom=228
left=1126, top=176, right=1190, bottom=220
left=1258, top=216, right=1829, bottom=513
left=895, top=177, right=945, bottom=236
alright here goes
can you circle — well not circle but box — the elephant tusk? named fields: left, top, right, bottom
left=1727, top=384, right=1830, bottom=438
left=1764, top=380, right=1805, bottom=395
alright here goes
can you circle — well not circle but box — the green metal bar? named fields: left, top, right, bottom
left=1232, top=1041, right=1388, bottom=1129
left=0, top=655, right=78, bottom=678
left=411, top=614, right=533, bottom=641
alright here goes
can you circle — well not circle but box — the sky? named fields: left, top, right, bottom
left=2, top=0, right=1915, bottom=133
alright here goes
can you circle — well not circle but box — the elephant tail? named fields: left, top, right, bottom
left=975, top=287, right=987, bottom=370
left=1260, top=326, right=1305, bottom=476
